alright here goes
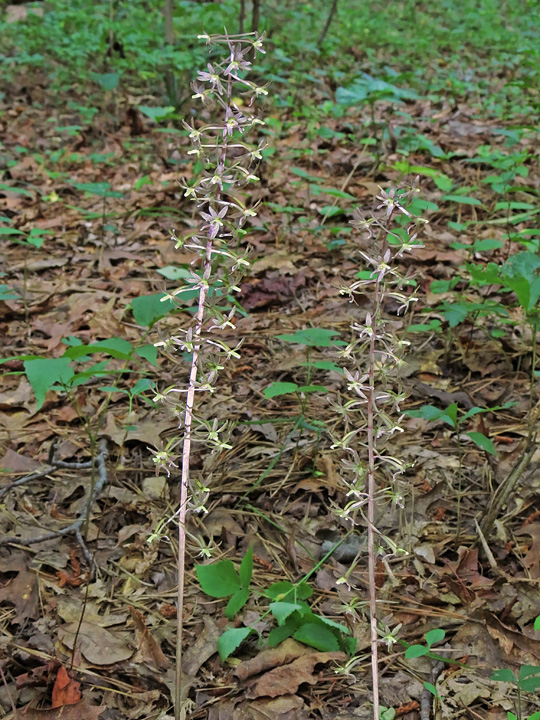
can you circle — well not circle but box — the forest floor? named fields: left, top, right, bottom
left=1, top=49, right=540, bottom=720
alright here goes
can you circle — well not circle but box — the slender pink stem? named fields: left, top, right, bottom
left=366, top=276, right=381, bottom=720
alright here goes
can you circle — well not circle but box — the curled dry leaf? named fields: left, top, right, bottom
left=245, top=651, right=347, bottom=699
left=234, top=639, right=310, bottom=681
left=15, top=700, right=106, bottom=720
left=51, top=665, right=81, bottom=708
left=57, top=622, right=133, bottom=665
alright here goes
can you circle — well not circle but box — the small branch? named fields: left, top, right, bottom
left=0, top=457, right=93, bottom=499
left=480, top=439, right=537, bottom=539
left=317, top=0, right=339, bottom=48
left=0, top=439, right=108, bottom=568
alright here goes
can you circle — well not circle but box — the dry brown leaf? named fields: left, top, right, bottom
left=245, top=650, right=346, bottom=699
left=234, top=639, right=310, bottom=681
left=57, top=622, right=133, bottom=665
left=129, top=606, right=169, bottom=669
left=15, top=700, right=106, bottom=720
left=51, top=665, right=81, bottom=708
left=0, top=553, right=39, bottom=621
left=209, top=695, right=307, bottom=720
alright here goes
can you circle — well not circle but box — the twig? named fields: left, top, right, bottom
left=480, top=439, right=537, bottom=539
left=0, top=439, right=108, bottom=567
left=0, top=456, right=93, bottom=499
left=420, top=660, right=444, bottom=720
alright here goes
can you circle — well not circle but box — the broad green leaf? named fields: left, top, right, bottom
left=534, top=615, right=540, bottom=631
left=491, top=668, right=516, bottom=682
left=265, top=581, right=312, bottom=601
left=301, top=360, right=343, bottom=373
left=293, top=623, right=340, bottom=652
left=131, top=293, right=176, bottom=327
left=267, top=616, right=300, bottom=647
left=423, top=682, right=440, bottom=698
left=519, top=676, right=540, bottom=692
left=225, top=589, right=250, bottom=620
left=136, top=344, right=158, bottom=366
left=519, top=665, right=540, bottom=681
left=131, top=378, right=154, bottom=395
left=297, top=385, right=327, bottom=393
left=239, top=546, right=253, bottom=588
left=425, top=628, right=445, bottom=647
left=405, top=645, right=429, bottom=658
left=290, top=167, right=322, bottom=183
left=466, top=432, right=497, bottom=456
left=217, top=627, right=252, bottom=660
left=156, top=265, right=192, bottom=280
left=473, top=239, right=503, bottom=252
left=442, top=194, right=483, bottom=206
left=91, top=72, right=120, bottom=90
left=0, top=285, right=19, bottom=300
left=24, top=358, right=74, bottom=409
left=196, top=560, right=240, bottom=598
left=264, top=382, right=298, bottom=398
left=139, top=105, right=175, bottom=122
left=379, top=707, right=396, bottom=720
left=269, top=602, right=302, bottom=626
left=71, top=181, right=124, bottom=198
left=0, top=227, right=25, bottom=235
left=277, top=328, right=344, bottom=347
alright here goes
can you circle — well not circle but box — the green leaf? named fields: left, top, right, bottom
left=264, top=382, right=299, bottom=398
left=423, top=682, right=440, bottom=698
left=217, top=627, right=252, bottom=660
left=131, top=293, right=176, bottom=327
left=62, top=340, right=133, bottom=361
left=534, top=615, right=540, bottom=631
left=379, top=707, right=396, bottom=720
left=131, top=378, right=154, bottom=396
left=425, top=628, right=445, bottom=647
left=136, top=344, right=158, bottom=366
left=297, top=385, right=328, bottom=393
left=491, top=668, right=516, bottom=683
left=277, top=328, right=344, bottom=347
left=473, top=239, right=503, bottom=252
left=518, top=665, right=540, bottom=681
left=465, top=432, right=497, bottom=456
left=270, top=602, right=302, bottom=626
left=290, top=167, right=323, bottom=183
left=196, top=560, right=241, bottom=598
left=268, top=616, right=300, bottom=647
left=442, top=194, right=483, bottom=206
left=156, top=265, right=192, bottom=280
left=239, top=546, right=253, bottom=588
left=91, top=72, right=120, bottom=90
left=302, top=360, right=343, bottom=373
left=225, top=589, right=250, bottom=620
left=293, top=623, right=340, bottom=652
left=0, top=227, right=25, bottom=235
left=24, top=358, right=74, bottom=409
left=139, top=105, right=175, bottom=122
left=0, top=284, right=19, bottom=300
left=405, top=645, right=429, bottom=658
left=265, top=581, right=312, bottom=601
left=71, top=182, right=124, bottom=198
left=406, top=404, right=457, bottom=428
left=519, top=676, right=540, bottom=692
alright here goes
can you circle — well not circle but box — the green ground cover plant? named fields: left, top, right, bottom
left=1, top=2, right=540, bottom=719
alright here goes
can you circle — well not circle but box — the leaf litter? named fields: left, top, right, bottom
left=1, top=14, right=540, bottom=720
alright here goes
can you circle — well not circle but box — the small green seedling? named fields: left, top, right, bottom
left=196, top=548, right=356, bottom=660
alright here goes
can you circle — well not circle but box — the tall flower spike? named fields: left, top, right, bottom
left=153, top=32, right=267, bottom=720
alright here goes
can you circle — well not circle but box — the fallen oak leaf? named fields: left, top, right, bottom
left=57, top=622, right=133, bottom=665
left=244, top=650, right=347, bottom=699
left=129, top=606, right=169, bottom=669
left=15, top=700, right=106, bottom=720
left=51, top=665, right=81, bottom=708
